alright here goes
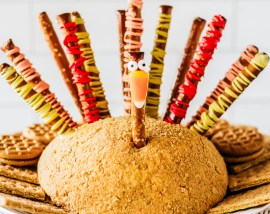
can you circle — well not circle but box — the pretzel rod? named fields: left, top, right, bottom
left=0, top=64, right=75, bottom=136
left=38, top=12, right=84, bottom=119
left=71, top=12, right=110, bottom=118
left=225, top=45, right=259, bottom=83
left=145, top=5, right=172, bottom=119
left=163, top=17, right=206, bottom=120
left=164, top=15, right=226, bottom=124
left=1, top=39, right=77, bottom=129
left=57, top=13, right=100, bottom=123
left=122, top=0, right=143, bottom=115
left=128, top=52, right=148, bottom=148
left=189, top=53, right=269, bottom=135
left=187, top=45, right=259, bottom=127
left=57, top=13, right=106, bottom=123
left=116, top=10, right=126, bottom=92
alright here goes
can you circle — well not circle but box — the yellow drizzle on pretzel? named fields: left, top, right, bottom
left=146, top=13, right=171, bottom=118
left=190, top=53, right=269, bottom=135
left=1, top=66, right=74, bottom=136
left=72, top=16, right=110, bottom=117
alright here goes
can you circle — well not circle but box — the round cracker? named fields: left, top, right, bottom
left=211, top=125, right=264, bottom=157
left=224, top=147, right=265, bottom=164
left=0, top=133, right=43, bottom=160
left=23, top=124, right=57, bottom=145
left=0, top=157, right=39, bottom=167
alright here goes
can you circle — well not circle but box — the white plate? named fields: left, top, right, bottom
left=0, top=207, right=27, bottom=214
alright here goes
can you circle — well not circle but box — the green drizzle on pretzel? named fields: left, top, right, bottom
left=0, top=65, right=74, bottom=136
left=189, top=53, right=269, bottom=135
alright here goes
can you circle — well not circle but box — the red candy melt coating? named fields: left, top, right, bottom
left=165, top=15, right=226, bottom=124
left=60, top=22, right=100, bottom=123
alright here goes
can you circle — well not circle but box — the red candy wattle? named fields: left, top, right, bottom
left=165, top=15, right=226, bottom=124
left=60, top=22, right=100, bottom=123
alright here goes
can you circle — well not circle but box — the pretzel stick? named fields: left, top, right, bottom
left=189, top=53, right=269, bottom=135
left=116, top=10, right=126, bottom=92
left=38, top=12, right=84, bottom=119
left=164, top=15, right=226, bottom=124
left=187, top=45, right=259, bottom=127
left=145, top=5, right=172, bottom=119
left=163, top=17, right=205, bottom=120
left=123, top=0, right=143, bottom=115
left=1, top=39, right=77, bottom=129
left=0, top=64, right=75, bottom=136
left=57, top=13, right=102, bottom=123
left=128, top=52, right=148, bottom=148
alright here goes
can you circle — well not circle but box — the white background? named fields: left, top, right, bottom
left=0, top=0, right=269, bottom=135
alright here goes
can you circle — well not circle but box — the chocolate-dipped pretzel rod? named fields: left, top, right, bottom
left=145, top=5, right=172, bottom=119
left=71, top=12, right=110, bottom=118
left=57, top=12, right=110, bottom=123
left=57, top=13, right=100, bottom=123
left=0, top=64, right=75, bottom=136
left=128, top=52, right=148, bottom=148
left=189, top=53, right=269, bottom=135
left=187, top=45, right=259, bottom=127
left=122, top=0, right=143, bottom=115
left=164, top=15, right=226, bottom=124
left=116, top=10, right=126, bottom=93
left=1, top=39, right=77, bottom=129
left=225, top=45, right=259, bottom=83
left=38, top=12, right=84, bottom=119
left=163, top=17, right=206, bottom=120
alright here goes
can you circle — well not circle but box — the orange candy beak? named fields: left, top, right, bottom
left=129, top=70, right=149, bottom=108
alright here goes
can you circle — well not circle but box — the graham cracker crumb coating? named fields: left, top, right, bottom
left=38, top=117, right=228, bottom=214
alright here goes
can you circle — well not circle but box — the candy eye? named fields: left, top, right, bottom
left=138, top=60, right=147, bottom=71
left=127, top=61, right=138, bottom=72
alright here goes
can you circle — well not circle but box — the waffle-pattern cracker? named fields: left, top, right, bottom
left=0, top=157, right=39, bottom=167
left=211, top=125, right=263, bottom=157
left=23, top=124, right=57, bottom=145
left=224, top=147, right=265, bottom=164
left=228, top=135, right=270, bottom=173
left=0, top=133, right=43, bottom=160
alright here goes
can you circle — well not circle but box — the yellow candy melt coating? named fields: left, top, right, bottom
left=190, top=53, right=269, bottom=134
left=73, top=17, right=110, bottom=118
left=1, top=66, right=73, bottom=136
left=146, top=13, right=171, bottom=118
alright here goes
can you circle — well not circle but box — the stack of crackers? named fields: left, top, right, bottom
left=208, top=121, right=270, bottom=213
left=0, top=124, right=67, bottom=214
